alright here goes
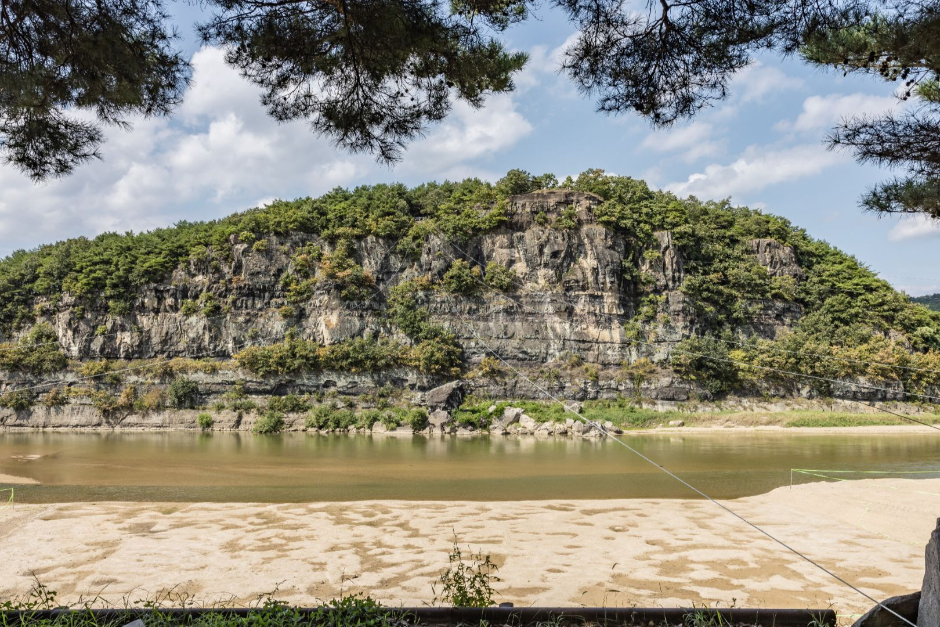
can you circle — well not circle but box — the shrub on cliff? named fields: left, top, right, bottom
left=440, top=259, right=482, bottom=296
left=319, top=240, right=376, bottom=301
left=41, top=387, right=69, bottom=407
left=0, top=324, right=67, bottom=375
left=197, top=412, right=214, bottom=430
left=410, top=337, right=463, bottom=378
left=267, top=394, right=310, bottom=413
left=168, top=376, right=199, bottom=409
left=319, top=337, right=407, bottom=373
left=483, top=262, right=517, bottom=292
left=253, top=410, right=285, bottom=434
left=402, top=408, right=429, bottom=431
left=0, top=390, right=34, bottom=410
left=304, top=406, right=357, bottom=431
left=78, top=360, right=122, bottom=385
left=235, top=335, right=457, bottom=377
left=387, top=278, right=435, bottom=337
left=670, top=335, right=740, bottom=396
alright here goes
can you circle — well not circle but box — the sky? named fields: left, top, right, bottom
left=1, top=5, right=938, bottom=296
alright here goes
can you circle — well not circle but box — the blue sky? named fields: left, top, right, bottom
left=0, top=4, right=937, bottom=295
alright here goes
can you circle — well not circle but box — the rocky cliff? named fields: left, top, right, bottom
left=1, top=175, right=938, bottom=430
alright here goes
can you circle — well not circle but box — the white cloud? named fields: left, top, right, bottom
left=400, top=94, right=532, bottom=175
left=778, top=93, right=899, bottom=132
left=640, top=122, right=721, bottom=162
left=515, top=32, right=579, bottom=94
left=664, top=143, right=846, bottom=199
left=733, top=62, right=804, bottom=103
left=0, top=45, right=532, bottom=256
left=888, top=214, right=940, bottom=241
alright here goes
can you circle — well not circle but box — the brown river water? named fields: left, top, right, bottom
left=1, top=430, right=938, bottom=502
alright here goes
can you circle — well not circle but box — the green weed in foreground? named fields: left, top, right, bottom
left=0, top=580, right=834, bottom=627
left=433, top=537, right=500, bottom=607
left=0, top=582, right=412, bottom=627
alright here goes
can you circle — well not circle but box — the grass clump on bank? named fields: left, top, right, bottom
left=304, top=405, right=429, bottom=432
left=782, top=411, right=930, bottom=428
left=453, top=398, right=683, bottom=430
left=197, top=412, right=214, bottom=430
left=252, top=410, right=285, bottom=434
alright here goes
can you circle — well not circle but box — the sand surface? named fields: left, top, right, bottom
left=0, top=473, right=38, bottom=484
left=1, top=479, right=938, bottom=617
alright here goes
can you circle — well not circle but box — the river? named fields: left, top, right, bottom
left=1, top=430, right=938, bottom=503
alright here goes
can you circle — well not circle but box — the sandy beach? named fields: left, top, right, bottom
left=1, top=478, right=937, bottom=617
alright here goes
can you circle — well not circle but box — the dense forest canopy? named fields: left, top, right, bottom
left=1, top=169, right=937, bottom=347
left=914, top=293, right=940, bottom=311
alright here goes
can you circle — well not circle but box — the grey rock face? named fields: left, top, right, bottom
left=853, top=592, right=921, bottom=627
left=518, top=413, right=537, bottom=431
left=749, top=238, right=804, bottom=281
left=497, top=407, right=524, bottom=427
left=428, top=409, right=453, bottom=432
left=919, top=518, right=940, bottom=627
left=642, top=231, right=685, bottom=291
left=2, top=189, right=909, bottom=426
left=424, top=381, right=465, bottom=411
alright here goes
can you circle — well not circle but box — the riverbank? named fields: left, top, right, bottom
left=3, top=392, right=939, bottom=434
left=1, top=409, right=938, bottom=435
left=1, top=478, right=936, bottom=616
left=1, top=422, right=938, bottom=436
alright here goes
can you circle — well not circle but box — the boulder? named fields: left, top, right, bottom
left=424, top=381, right=465, bottom=411
left=581, top=422, right=604, bottom=438
left=372, top=421, right=389, bottom=433
left=518, top=413, right=537, bottom=431
left=919, top=518, right=940, bottom=627
left=428, top=409, right=453, bottom=432
left=603, top=420, right=623, bottom=434
left=668, top=420, right=685, bottom=427
left=654, top=387, right=691, bottom=401
left=853, top=592, right=920, bottom=627
left=498, top=406, right=524, bottom=427
left=564, top=401, right=584, bottom=414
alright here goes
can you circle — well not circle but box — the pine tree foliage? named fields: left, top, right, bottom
left=0, top=0, right=190, bottom=179
left=2, top=0, right=939, bottom=220
left=803, top=3, right=940, bottom=218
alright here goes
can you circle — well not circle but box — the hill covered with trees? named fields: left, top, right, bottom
left=913, top=294, right=940, bottom=312
left=0, top=169, right=938, bottom=429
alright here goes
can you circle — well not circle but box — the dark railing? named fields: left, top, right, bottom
left=0, top=606, right=836, bottom=627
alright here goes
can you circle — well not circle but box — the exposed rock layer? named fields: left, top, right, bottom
left=0, top=191, right=927, bottom=429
